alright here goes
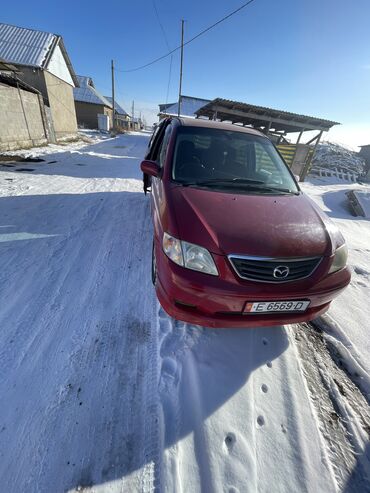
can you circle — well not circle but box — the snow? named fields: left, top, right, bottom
left=301, top=177, right=370, bottom=375
left=0, top=134, right=368, bottom=492
left=311, top=142, right=365, bottom=176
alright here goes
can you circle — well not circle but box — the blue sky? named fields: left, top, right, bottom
left=2, top=0, right=370, bottom=146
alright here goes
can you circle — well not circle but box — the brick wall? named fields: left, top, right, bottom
left=0, top=82, right=47, bottom=152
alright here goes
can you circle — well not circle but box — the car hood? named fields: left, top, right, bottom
left=170, top=186, right=343, bottom=257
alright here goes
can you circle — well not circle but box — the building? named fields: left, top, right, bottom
left=158, top=95, right=211, bottom=119
left=130, top=117, right=144, bottom=131
left=104, top=96, right=130, bottom=130
left=73, top=75, right=113, bottom=130
left=0, top=22, right=79, bottom=143
left=0, top=72, right=48, bottom=151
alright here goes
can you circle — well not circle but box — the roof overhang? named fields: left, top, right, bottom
left=0, top=58, right=20, bottom=72
left=0, top=72, right=40, bottom=94
left=196, top=98, right=339, bottom=133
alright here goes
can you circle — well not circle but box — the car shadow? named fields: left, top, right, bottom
left=0, top=190, right=289, bottom=492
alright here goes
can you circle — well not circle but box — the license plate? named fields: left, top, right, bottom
left=244, top=300, right=310, bottom=313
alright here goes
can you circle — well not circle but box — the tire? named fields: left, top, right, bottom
left=151, top=239, right=157, bottom=286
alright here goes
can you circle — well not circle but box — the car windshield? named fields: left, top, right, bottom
left=172, top=126, right=299, bottom=194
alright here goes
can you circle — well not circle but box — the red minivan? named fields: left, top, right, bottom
left=141, top=117, right=351, bottom=328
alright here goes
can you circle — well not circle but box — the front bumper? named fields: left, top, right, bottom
left=155, top=242, right=351, bottom=328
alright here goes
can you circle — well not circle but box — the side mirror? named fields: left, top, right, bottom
left=141, top=159, right=160, bottom=177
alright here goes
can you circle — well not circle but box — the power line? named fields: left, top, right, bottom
left=152, top=0, right=173, bottom=108
left=116, top=0, right=257, bottom=73
left=152, top=0, right=171, bottom=51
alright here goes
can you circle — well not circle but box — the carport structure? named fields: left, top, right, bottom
left=195, top=98, right=339, bottom=180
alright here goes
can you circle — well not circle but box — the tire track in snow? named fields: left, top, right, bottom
left=292, top=323, right=370, bottom=491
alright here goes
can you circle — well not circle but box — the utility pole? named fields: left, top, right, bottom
left=132, top=100, right=135, bottom=129
left=177, top=19, right=184, bottom=117
left=111, top=59, right=116, bottom=131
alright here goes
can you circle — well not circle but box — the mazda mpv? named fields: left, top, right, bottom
left=141, top=117, right=350, bottom=328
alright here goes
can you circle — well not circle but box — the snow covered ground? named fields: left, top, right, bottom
left=0, top=134, right=368, bottom=492
left=301, top=178, right=370, bottom=376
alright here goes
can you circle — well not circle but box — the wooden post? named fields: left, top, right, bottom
left=301, top=130, right=323, bottom=181
left=291, top=128, right=304, bottom=171
left=305, top=131, right=322, bottom=146
left=265, top=121, right=272, bottom=135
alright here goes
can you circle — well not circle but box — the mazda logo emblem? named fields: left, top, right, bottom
left=273, top=265, right=290, bottom=279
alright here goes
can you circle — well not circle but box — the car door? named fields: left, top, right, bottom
left=150, top=121, right=173, bottom=235
left=143, top=120, right=167, bottom=193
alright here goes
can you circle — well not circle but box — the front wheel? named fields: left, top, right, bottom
left=151, top=239, right=157, bottom=286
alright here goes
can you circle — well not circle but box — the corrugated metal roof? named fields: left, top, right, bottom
left=158, top=95, right=211, bottom=117
left=104, top=96, right=128, bottom=116
left=74, top=76, right=112, bottom=107
left=196, top=98, right=339, bottom=132
left=159, top=102, right=175, bottom=112
left=0, top=23, right=55, bottom=68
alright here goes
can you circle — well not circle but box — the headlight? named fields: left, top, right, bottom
left=182, top=241, right=218, bottom=275
left=162, top=233, right=218, bottom=276
left=328, top=243, right=348, bottom=274
left=163, top=232, right=183, bottom=266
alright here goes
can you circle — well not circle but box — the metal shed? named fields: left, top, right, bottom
left=158, top=95, right=211, bottom=120
left=196, top=98, right=339, bottom=180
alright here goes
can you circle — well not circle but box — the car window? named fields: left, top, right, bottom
left=158, top=124, right=172, bottom=168
left=171, top=126, right=298, bottom=193
left=147, top=121, right=166, bottom=160
left=254, top=141, right=289, bottom=181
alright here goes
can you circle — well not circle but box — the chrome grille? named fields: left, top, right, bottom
left=228, top=255, right=321, bottom=283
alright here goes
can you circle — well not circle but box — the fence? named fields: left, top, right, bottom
left=0, top=81, right=48, bottom=151
left=314, top=167, right=357, bottom=182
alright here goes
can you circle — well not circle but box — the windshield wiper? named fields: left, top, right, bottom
left=179, top=179, right=297, bottom=194
left=253, top=185, right=298, bottom=194
left=211, top=178, right=266, bottom=185
left=180, top=178, right=265, bottom=186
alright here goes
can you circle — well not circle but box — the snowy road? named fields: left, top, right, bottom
left=0, top=133, right=368, bottom=492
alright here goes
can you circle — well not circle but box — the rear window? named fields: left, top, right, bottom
left=172, top=126, right=298, bottom=193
